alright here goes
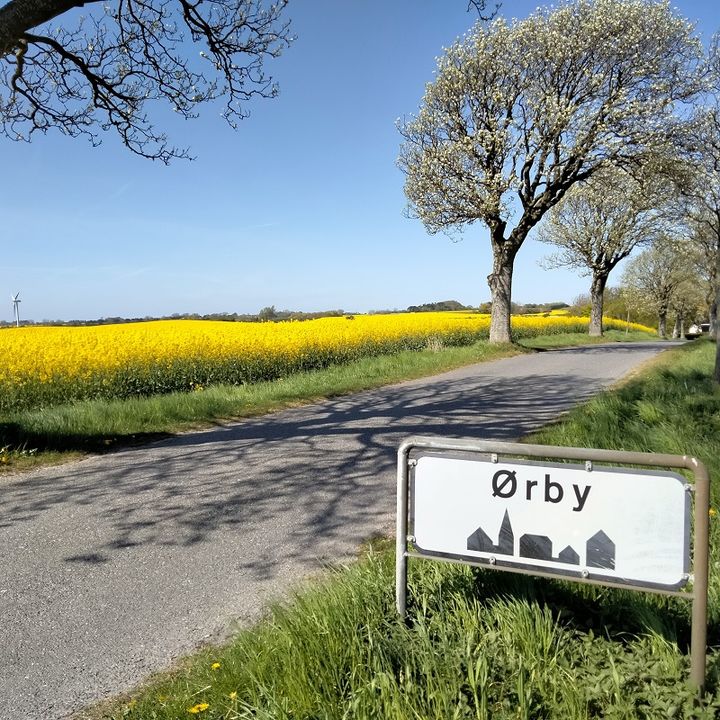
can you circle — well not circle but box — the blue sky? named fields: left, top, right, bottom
left=2, top=0, right=718, bottom=322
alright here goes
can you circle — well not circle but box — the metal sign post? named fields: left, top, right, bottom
left=396, top=437, right=710, bottom=691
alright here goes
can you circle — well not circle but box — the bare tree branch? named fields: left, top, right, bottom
left=0, top=0, right=292, bottom=161
left=466, top=0, right=499, bottom=22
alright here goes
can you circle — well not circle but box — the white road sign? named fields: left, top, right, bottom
left=411, top=455, right=691, bottom=590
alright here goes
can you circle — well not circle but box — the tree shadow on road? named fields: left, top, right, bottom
left=0, top=363, right=610, bottom=583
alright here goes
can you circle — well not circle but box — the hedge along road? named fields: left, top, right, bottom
left=0, top=341, right=679, bottom=720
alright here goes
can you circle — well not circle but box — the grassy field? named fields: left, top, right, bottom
left=0, top=327, right=652, bottom=472
left=81, top=339, right=719, bottom=719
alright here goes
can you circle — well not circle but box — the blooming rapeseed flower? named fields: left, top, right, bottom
left=0, top=313, right=653, bottom=412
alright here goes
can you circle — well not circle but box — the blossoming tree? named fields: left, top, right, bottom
left=676, top=35, right=720, bottom=379
left=621, top=236, right=696, bottom=338
left=398, top=0, right=703, bottom=343
left=537, top=166, right=669, bottom=337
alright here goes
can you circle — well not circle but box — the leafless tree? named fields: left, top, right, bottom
left=0, top=0, right=292, bottom=162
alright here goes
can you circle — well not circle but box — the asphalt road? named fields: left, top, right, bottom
left=0, top=342, right=677, bottom=719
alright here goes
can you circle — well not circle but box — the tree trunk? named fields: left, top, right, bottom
left=589, top=273, right=607, bottom=337
left=488, top=243, right=517, bottom=344
left=715, top=244, right=720, bottom=382
left=0, top=0, right=96, bottom=55
left=672, top=316, right=680, bottom=339
left=658, top=311, right=667, bottom=339
left=709, top=300, right=717, bottom=340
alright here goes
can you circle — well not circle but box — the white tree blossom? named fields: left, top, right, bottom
left=399, top=0, right=704, bottom=342
left=622, top=237, right=696, bottom=338
left=537, top=165, right=670, bottom=336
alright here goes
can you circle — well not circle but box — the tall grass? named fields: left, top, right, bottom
left=531, top=338, right=720, bottom=626
left=87, top=339, right=720, bottom=720
left=92, top=549, right=720, bottom=720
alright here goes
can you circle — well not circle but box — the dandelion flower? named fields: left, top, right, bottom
left=211, top=662, right=221, bottom=670
left=188, top=702, right=210, bottom=714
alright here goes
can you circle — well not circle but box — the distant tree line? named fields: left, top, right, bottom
left=476, top=301, right=569, bottom=316
left=0, top=307, right=350, bottom=328
left=0, top=300, right=578, bottom=328
left=406, top=300, right=469, bottom=312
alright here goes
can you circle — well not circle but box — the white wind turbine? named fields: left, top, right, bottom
left=11, top=292, right=20, bottom=327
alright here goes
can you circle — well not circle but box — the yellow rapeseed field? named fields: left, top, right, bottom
left=0, top=312, right=653, bottom=411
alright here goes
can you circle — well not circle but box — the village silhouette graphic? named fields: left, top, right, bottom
left=467, top=510, right=615, bottom=570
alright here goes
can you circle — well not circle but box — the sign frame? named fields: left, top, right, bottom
left=410, top=453, right=691, bottom=591
left=396, top=437, right=710, bottom=692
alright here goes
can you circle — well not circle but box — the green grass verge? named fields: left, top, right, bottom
left=80, top=338, right=720, bottom=720
left=530, top=337, right=720, bottom=625
left=517, top=328, right=660, bottom=349
left=0, top=341, right=519, bottom=470
left=0, top=330, right=655, bottom=473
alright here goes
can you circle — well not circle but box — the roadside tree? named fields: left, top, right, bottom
left=669, top=279, right=704, bottom=338
left=398, top=0, right=703, bottom=342
left=687, top=219, right=718, bottom=330
left=675, top=113, right=720, bottom=338
left=665, top=33, right=720, bottom=380
left=0, top=0, right=292, bottom=162
left=594, top=286, right=648, bottom=328
left=537, top=166, right=667, bottom=337
left=621, top=237, right=696, bottom=338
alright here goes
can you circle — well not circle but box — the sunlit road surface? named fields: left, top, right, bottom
left=0, top=341, right=679, bottom=719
